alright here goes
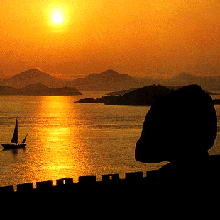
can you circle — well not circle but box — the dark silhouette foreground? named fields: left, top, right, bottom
left=136, top=84, right=220, bottom=186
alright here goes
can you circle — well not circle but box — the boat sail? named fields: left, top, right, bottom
left=11, top=119, right=19, bottom=144
left=22, top=134, right=28, bottom=144
left=1, top=119, right=27, bottom=150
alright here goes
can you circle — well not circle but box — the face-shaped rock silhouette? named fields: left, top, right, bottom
left=135, top=85, right=217, bottom=163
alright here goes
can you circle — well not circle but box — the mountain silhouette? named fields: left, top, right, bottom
left=68, top=71, right=220, bottom=91
left=2, top=68, right=68, bottom=88
left=2, top=69, right=220, bottom=92
left=67, top=69, right=147, bottom=91
left=1, top=69, right=149, bottom=91
left=162, top=73, right=220, bottom=91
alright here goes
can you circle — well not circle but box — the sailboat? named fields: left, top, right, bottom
left=1, top=119, right=27, bottom=150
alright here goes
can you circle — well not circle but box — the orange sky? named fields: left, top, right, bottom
left=0, top=0, right=220, bottom=79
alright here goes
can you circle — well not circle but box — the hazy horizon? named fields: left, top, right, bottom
left=1, top=0, right=220, bottom=79
left=1, top=68, right=220, bottom=82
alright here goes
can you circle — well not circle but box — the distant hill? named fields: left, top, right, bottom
left=1, top=69, right=68, bottom=88
left=2, top=68, right=220, bottom=92
left=162, top=73, right=220, bottom=91
left=69, top=70, right=220, bottom=91
left=1, top=69, right=152, bottom=91
left=67, top=69, right=148, bottom=91
left=0, top=83, right=82, bottom=96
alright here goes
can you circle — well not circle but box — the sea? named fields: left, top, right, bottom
left=0, top=91, right=219, bottom=187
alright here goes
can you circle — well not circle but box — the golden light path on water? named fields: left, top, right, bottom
left=32, top=96, right=93, bottom=182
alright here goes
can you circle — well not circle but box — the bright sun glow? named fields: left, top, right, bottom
left=51, top=10, right=64, bottom=25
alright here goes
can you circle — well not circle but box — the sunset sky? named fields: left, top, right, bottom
left=0, top=0, right=220, bottom=79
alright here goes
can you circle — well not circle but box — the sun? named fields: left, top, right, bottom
left=51, top=9, right=64, bottom=25
left=47, top=5, right=70, bottom=31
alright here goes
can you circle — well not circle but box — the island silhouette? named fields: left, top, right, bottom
left=76, top=85, right=220, bottom=107
left=0, top=83, right=82, bottom=96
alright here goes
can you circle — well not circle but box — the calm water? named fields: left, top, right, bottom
left=0, top=92, right=219, bottom=187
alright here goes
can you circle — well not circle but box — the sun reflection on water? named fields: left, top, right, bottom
left=32, top=96, right=91, bottom=182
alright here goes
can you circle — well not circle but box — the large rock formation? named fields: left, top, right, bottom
left=135, top=84, right=217, bottom=163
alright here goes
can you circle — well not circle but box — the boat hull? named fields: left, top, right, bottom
left=1, top=144, right=26, bottom=150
